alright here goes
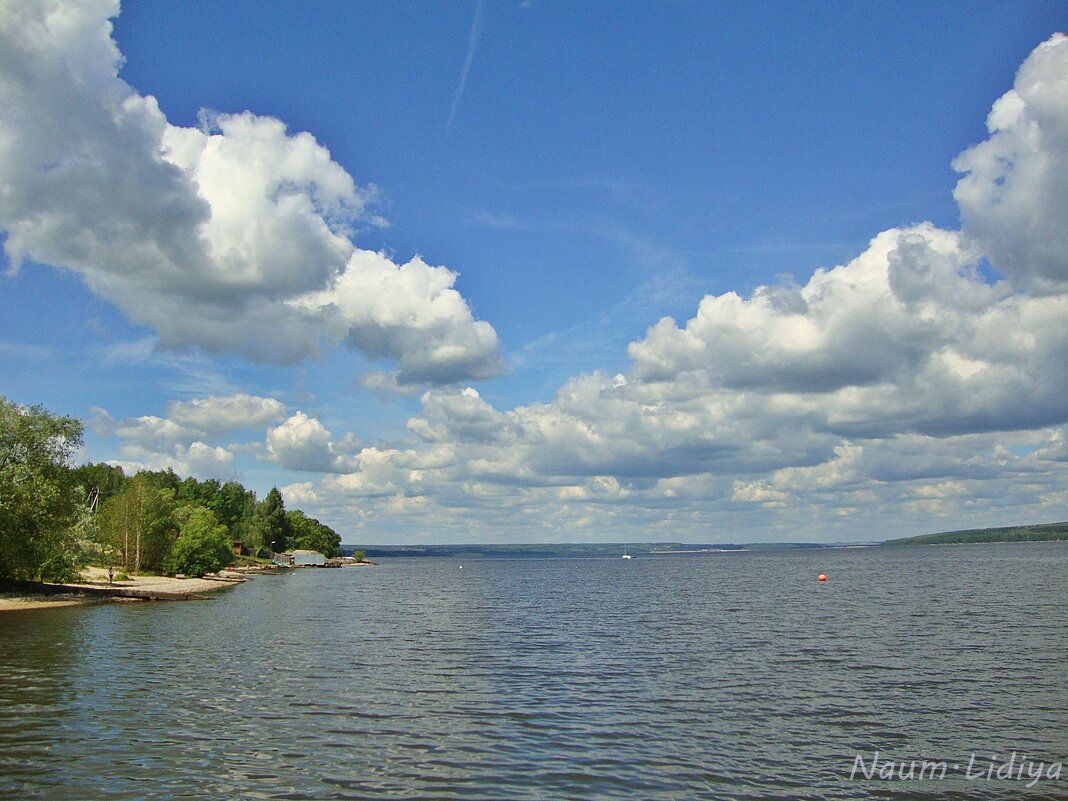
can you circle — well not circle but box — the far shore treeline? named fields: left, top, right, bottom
left=0, top=395, right=341, bottom=584
left=882, top=522, right=1068, bottom=547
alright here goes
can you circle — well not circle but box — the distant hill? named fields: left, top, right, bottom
left=883, top=522, right=1068, bottom=546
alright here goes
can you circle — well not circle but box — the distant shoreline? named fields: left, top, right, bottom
left=348, top=542, right=878, bottom=559
left=882, top=521, right=1068, bottom=547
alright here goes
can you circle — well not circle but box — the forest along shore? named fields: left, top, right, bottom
left=0, top=565, right=259, bottom=612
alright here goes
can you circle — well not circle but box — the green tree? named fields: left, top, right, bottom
left=251, top=487, right=289, bottom=555
left=211, top=480, right=257, bottom=537
left=70, top=462, right=126, bottom=511
left=286, top=509, right=342, bottom=558
left=351, top=549, right=366, bottom=563
left=97, top=473, right=178, bottom=572
left=177, top=476, right=221, bottom=508
left=138, top=468, right=182, bottom=493
left=0, top=396, right=85, bottom=582
left=170, top=506, right=233, bottom=577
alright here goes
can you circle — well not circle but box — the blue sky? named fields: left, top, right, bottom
left=2, top=1, right=1067, bottom=544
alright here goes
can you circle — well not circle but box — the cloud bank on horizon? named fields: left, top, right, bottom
left=1, top=0, right=1066, bottom=541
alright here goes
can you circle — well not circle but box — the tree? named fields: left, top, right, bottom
left=70, top=462, right=126, bottom=511
left=139, top=468, right=182, bottom=493
left=97, top=473, right=177, bottom=572
left=169, top=506, right=233, bottom=577
left=0, top=396, right=85, bottom=582
left=177, top=476, right=221, bottom=508
left=251, top=487, right=289, bottom=555
left=211, top=480, right=257, bottom=536
left=286, top=509, right=342, bottom=557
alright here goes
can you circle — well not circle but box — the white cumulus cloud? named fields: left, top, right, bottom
left=0, top=0, right=501, bottom=383
left=953, top=33, right=1068, bottom=293
left=265, top=412, right=360, bottom=473
left=165, top=394, right=287, bottom=439
left=90, top=393, right=292, bottom=480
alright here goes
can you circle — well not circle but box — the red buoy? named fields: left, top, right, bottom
left=818, top=573, right=827, bottom=582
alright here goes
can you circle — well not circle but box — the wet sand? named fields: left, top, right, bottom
left=0, top=596, right=94, bottom=612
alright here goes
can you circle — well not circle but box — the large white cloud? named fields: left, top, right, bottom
left=89, top=393, right=293, bottom=480
left=0, top=0, right=501, bottom=382
left=954, top=33, right=1068, bottom=293
left=94, top=393, right=286, bottom=445
left=628, top=222, right=1068, bottom=438
left=90, top=407, right=238, bottom=481
left=165, top=394, right=287, bottom=439
left=299, top=251, right=504, bottom=385
left=265, top=412, right=362, bottom=473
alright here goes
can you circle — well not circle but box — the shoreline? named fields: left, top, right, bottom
left=0, top=566, right=249, bottom=613
left=0, top=595, right=99, bottom=612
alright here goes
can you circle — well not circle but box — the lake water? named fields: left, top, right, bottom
left=1, top=543, right=1066, bottom=800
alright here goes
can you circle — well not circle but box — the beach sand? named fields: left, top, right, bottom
left=0, top=566, right=246, bottom=613
left=0, top=596, right=94, bottom=612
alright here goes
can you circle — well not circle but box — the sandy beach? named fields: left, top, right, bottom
left=0, top=596, right=93, bottom=612
left=0, top=566, right=247, bottom=613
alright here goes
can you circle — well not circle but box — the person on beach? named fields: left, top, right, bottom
left=108, top=566, right=114, bottom=584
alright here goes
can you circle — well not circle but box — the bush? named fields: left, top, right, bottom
left=169, top=507, right=233, bottom=577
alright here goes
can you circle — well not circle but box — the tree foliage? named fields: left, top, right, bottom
left=884, top=521, right=1068, bottom=546
left=0, top=396, right=85, bottom=582
left=287, top=509, right=342, bottom=558
left=70, top=462, right=126, bottom=511
left=251, top=487, right=289, bottom=555
left=211, top=480, right=257, bottom=535
left=97, top=473, right=178, bottom=572
left=170, top=506, right=234, bottom=577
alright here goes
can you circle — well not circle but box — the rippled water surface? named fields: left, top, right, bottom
left=2, top=543, right=1067, bottom=800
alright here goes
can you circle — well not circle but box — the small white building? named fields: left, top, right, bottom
left=291, top=549, right=326, bottom=567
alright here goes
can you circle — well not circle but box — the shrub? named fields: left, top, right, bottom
left=169, top=507, right=233, bottom=577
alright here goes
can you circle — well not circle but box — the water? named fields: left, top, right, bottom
left=1, top=543, right=1066, bottom=800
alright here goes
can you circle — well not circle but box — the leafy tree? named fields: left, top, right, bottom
left=169, top=506, right=233, bottom=577
left=0, top=396, right=84, bottom=582
left=211, top=480, right=257, bottom=536
left=70, top=462, right=126, bottom=511
left=174, top=477, right=258, bottom=548
left=351, top=549, right=366, bottom=563
left=97, top=473, right=178, bottom=572
left=286, top=509, right=342, bottom=557
left=177, top=476, right=221, bottom=508
left=251, top=487, right=289, bottom=555
left=138, top=468, right=182, bottom=493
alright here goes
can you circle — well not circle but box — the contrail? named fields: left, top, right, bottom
left=445, top=0, right=483, bottom=141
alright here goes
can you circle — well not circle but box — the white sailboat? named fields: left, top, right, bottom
left=622, top=548, right=633, bottom=559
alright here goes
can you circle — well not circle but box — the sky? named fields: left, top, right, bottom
left=1, top=0, right=1067, bottom=545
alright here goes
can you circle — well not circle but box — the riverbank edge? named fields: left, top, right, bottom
left=0, top=569, right=249, bottom=612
